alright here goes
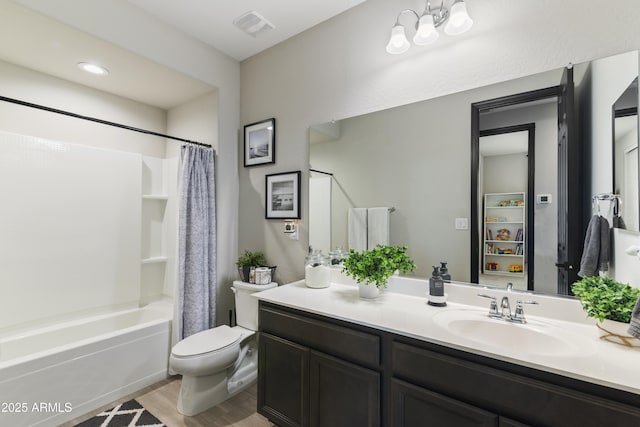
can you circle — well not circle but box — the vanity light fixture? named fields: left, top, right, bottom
left=386, top=0, right=473, bottom=54
left=77, top=62, right=109, bottom=76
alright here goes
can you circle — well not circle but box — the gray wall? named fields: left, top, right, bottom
left=240, top=0, right=640, bottom=286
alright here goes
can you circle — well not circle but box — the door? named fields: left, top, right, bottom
left=258, top=333, right=310, bottom=427
left=556, top=65, right=580, bottom=294
left=309, top=351, right=380, bottom=427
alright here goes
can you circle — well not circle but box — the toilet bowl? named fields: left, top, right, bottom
left=169, top=280, right=277, bottom=416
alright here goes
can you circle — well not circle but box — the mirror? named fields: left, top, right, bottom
left=309, top=51, right=639, bottom=296
left=613, top=77, right=639, bottom=231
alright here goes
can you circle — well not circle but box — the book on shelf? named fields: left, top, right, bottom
left=486, top=229, right=493, bottom=240
left=515, top=228, right=523, bottom=242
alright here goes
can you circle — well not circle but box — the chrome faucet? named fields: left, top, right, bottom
left=478, top=293, right=539, bottom=324
left=500, top=296, right=512, bottom=318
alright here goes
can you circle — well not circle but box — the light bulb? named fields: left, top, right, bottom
left=386, top=24, right=410, bottom=54
left=413, top=14, right=439, bottom=45
left=444, top=1, right=473, bottom=36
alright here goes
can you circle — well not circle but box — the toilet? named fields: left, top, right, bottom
left=169, top=280, right=277, bottom=416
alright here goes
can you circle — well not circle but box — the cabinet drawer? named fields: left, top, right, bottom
left=260, top=303, right=380, bottom=368
left=392, top=378, right=499, bottom=427
left=392, top=341, right=640, bottom=427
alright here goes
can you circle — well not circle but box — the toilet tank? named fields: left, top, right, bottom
left=231, top=280, right=277, bottom=330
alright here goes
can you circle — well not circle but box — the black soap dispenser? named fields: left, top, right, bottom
left=428, top=266, right=447, bottom=307
left=439, top=261, right=451, bottom=283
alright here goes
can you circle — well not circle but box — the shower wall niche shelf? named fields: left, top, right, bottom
left=141, top=156, right=176, bottom=305
left=141, top=256, right=168, bottom=264
left=142, top=194, right=169, bottom=201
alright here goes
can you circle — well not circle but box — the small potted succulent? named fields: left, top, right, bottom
left=571, top=276, right=640, bottom=347
left=342, top=245, right=416, bottom=299
left=236, top=250, right=268, bottom=282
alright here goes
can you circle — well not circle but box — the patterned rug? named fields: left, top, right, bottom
left=74, top=399, right=166, bottom=427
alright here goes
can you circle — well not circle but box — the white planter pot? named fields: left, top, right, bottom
left=596, top=319, right=640, bottom=347
left=358, top=283, right=380, bottom=299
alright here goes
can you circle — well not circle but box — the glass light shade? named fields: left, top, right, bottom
left=444, top=1, right=473, bottom=36
left=413, top=14, right=439, bottom=45
left=386, top=24, right=410, bottom=54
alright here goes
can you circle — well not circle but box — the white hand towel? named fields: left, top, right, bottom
left=348, top=208, right=368, bottom=251
left=367, top=207, right=390, bottom=250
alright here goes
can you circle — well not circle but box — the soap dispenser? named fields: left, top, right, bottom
left=439, top=261, right=451, bottom=283
left=427, top=266, right=447, bottom=307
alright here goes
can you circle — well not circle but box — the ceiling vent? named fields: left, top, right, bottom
left=233, top=11, right=275, bottom=38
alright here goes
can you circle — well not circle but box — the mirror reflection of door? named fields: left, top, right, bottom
left=472, top=88, right=563, bottom=295
left=613, top=77, right=639, bottom=231
left=478, top=127, right=533, bottom=291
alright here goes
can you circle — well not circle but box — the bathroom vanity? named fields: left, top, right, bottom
left=255, top=280, right=640, bottom=427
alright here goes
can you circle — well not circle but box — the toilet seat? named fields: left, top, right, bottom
left=172, top=325, right=242, bottom=358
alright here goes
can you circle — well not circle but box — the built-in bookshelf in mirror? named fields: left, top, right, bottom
left=483, top=192, right=526, bottom=284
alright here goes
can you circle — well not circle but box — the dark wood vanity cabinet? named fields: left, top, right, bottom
left=258, top=303, right=381, bottom=427
left=258, top=301, right=640, bottom=427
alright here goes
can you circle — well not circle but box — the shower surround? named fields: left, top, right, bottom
left=0, top=131, right=176, bottom=426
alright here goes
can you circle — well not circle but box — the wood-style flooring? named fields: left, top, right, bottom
left=62, top=377, right=273, bottom=427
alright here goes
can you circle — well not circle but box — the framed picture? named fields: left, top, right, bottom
left=244, top=118, right=275, bottom=167
left=265, top=171, right=301, bottom=219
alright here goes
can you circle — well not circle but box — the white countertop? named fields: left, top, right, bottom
left=254, top=278, right=640, bottom=396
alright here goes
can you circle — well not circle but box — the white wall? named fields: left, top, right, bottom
left=0, top=59, right=223, bottom=326
left=0, top=60, right=166, bottom=156
left=0, top=131, right=142, bottom=330
left=14, top=0, right=241, bottom=325
left=240, top=0, right=640, bottom=285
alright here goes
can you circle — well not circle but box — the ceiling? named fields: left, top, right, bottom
left=0, top=0, right=366, bottom=110
left=125, top=0, right=367, bottom=62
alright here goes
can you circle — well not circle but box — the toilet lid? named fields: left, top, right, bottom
left=173, top=325, right=242, bottom=357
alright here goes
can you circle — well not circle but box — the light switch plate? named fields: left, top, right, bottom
left=455, top=218, right=469, bottom=230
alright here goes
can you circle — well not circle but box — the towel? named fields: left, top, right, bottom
left=598, top=216, right=610, bottom=272
left=348, top=208, right=367, bottom=251
left=628, top=296, right=640, bottom=339
left=578, top=215, right=610, bottom=277
left=367, top=207, right=390, bottom=250
left=613, top=214, right=626, bottom=229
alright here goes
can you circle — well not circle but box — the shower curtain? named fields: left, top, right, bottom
left=173, top=144, right=217, bottom=343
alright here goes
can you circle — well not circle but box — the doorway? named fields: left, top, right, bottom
left=471, top=73, right=580, bottom=295
left=478, top=125, right=534, bottom=291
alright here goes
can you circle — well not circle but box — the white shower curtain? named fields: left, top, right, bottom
left=173, top=144, right=217, bottom=344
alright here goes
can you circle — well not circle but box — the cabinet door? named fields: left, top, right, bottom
left=392, top=379, right=499, bottom=427
left=309, top=351, right=380, bottom=427
left=258, top=333, right=309, bottom=427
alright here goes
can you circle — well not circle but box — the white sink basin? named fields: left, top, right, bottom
left=433, top=309, right=596, bottom=357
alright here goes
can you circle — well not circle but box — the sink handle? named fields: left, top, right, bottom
left=477, top=294, right=500, bottom=318
left=513, top=300, right=539, bottom=323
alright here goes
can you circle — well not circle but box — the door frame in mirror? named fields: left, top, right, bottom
left=478, top=124, right=536, bottom=290
left=471, top=86, right=561, bottom=291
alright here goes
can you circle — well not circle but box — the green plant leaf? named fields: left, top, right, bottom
left=342, top=245, right=416, bottom=288
left=571, top=276, right=640, bottom=323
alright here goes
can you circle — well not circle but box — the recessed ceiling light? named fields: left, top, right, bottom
left=77, top=62, right=109, bottom=76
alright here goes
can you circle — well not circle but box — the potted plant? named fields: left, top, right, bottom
left=236, top=250, right=268, bottom=282
left=571, top=276, right=640, bottom=347
left=342, top=245, right=416, bottom=299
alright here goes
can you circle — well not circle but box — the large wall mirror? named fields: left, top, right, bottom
left=309, top=50, right=640, bottom=296
left=613, top=77, right=639, bottom=232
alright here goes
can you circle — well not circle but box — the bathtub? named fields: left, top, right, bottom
left=0, top=301, right=172, bottom=427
